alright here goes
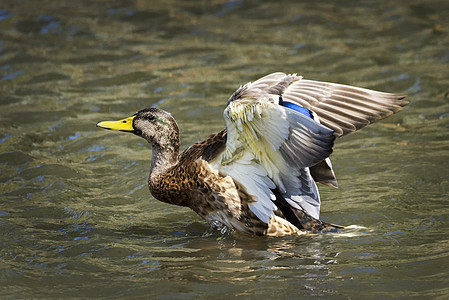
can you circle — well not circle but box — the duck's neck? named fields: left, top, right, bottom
left=149, top=131, right=180, bottom=177
left=145, top=117, right=189, bottom=206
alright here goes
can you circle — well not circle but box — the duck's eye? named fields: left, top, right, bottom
left=147, top=115, right=155, bottom=121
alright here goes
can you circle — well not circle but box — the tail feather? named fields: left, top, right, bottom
left=292, top=208, right=344, bottom=233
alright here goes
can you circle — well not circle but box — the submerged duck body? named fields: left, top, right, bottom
left=97, top=72, right=408, bottom=236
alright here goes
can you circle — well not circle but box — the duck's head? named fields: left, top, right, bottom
left=96, top=108, right=179, bottom=149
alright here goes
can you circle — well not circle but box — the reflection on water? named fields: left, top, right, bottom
left=1, top=0, right=448, bottom=298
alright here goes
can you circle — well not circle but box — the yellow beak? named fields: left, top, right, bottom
left=96, top=116, right=135, bottom=132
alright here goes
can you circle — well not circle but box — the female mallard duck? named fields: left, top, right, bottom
left=97, top=72, right=407, bottom=236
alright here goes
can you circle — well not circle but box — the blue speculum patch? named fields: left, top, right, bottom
left=282, top=102, right=312, bottom=118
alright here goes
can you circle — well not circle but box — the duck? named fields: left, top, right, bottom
left=97, top=72, right=408, bottom=236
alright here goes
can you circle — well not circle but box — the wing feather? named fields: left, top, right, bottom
left=284, top=168, right=321, bottom=219
left=283, top=78, right=408, bottom=137
left=218, top=151, right=277, bottom=223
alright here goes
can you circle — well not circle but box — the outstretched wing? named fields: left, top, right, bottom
left=210, top=72, right=407, bottom=224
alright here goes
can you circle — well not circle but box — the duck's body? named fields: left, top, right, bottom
left=97, top=72, right=407, bottom=236
left=146, top=126, right=323, bottom=236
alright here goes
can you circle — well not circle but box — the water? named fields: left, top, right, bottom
left=1, top=0, right=448, bottom=298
